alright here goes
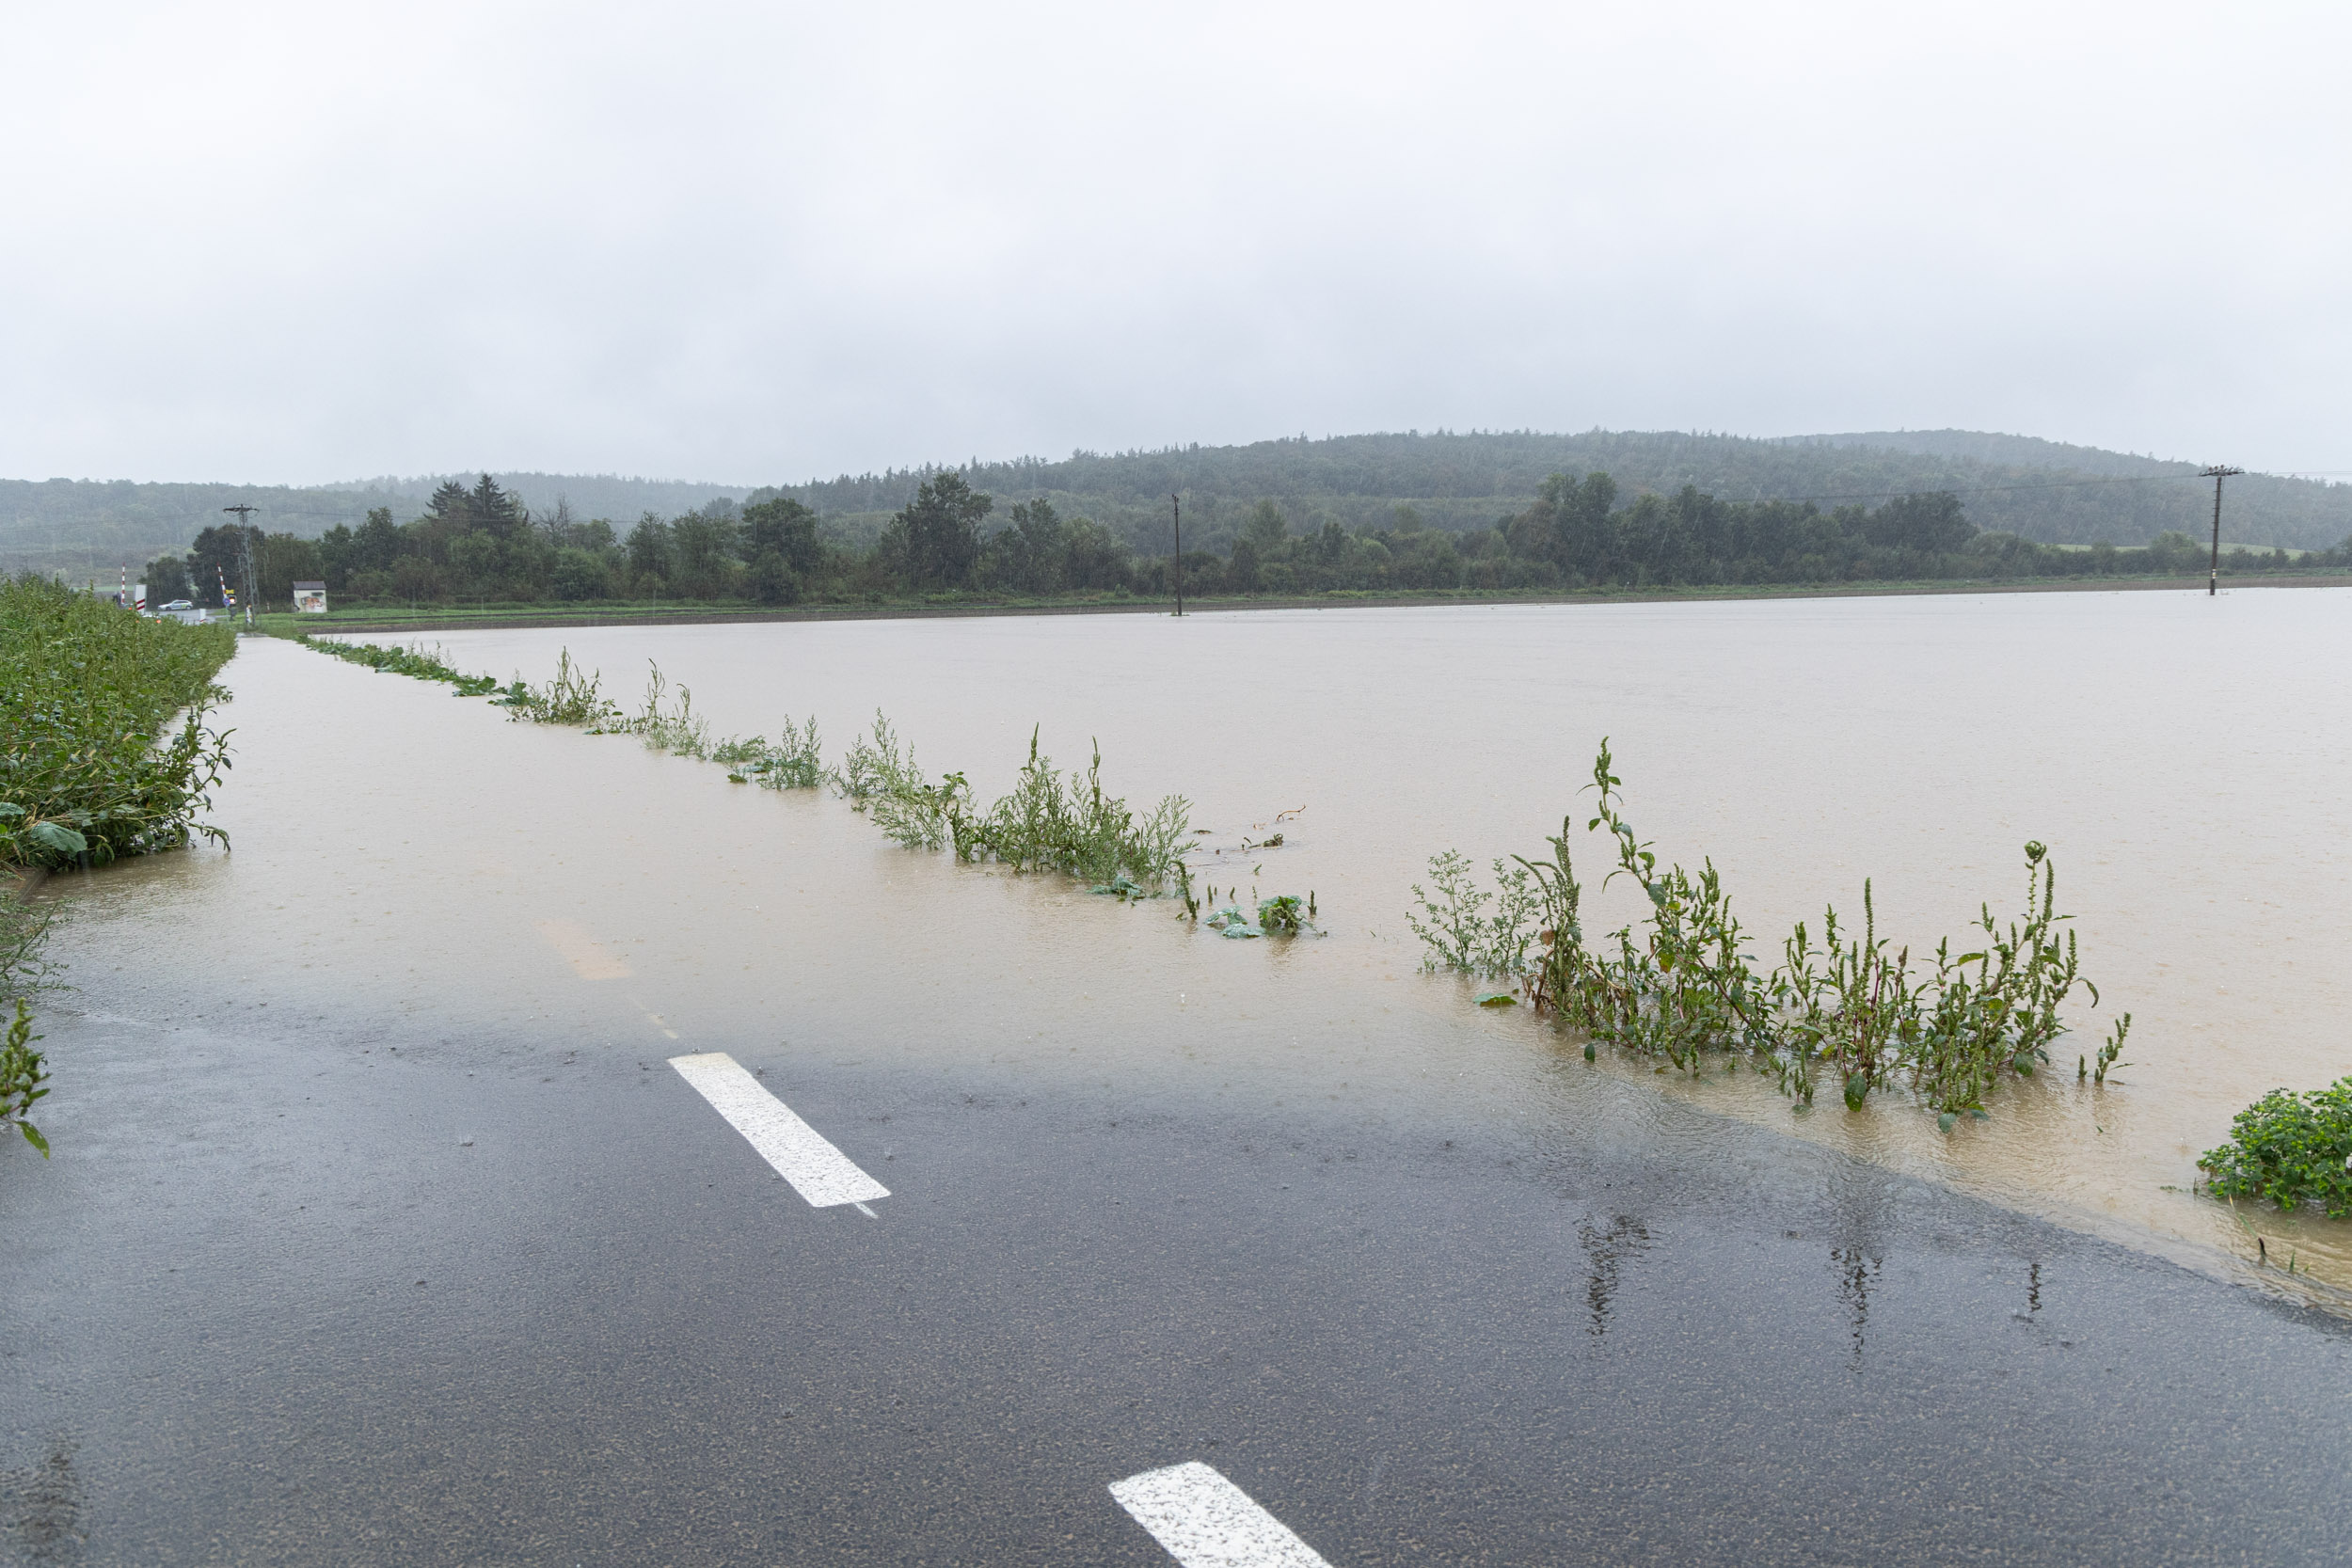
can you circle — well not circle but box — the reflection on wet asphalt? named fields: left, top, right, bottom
left=4, top=621, right=2352, bottom=1563
left=8, top=1002, right=2352, bottom=1565
left=1, top=1436, right=83, bottom=1566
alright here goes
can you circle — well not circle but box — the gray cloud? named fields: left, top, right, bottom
left=5, top=0, right=2346, bottom=483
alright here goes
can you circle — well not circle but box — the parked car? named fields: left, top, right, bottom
left=160, top=599, right=194, bottom=611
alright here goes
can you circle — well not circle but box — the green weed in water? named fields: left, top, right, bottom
left=835, top=711, right=963, bottom=850
left=306, top=640, right=1225, bottom=917
left=299, top=633, right=501, bottom=695
left=2200, top=1079, right=2352, bottom=1220
left=951, top=728, right=1191, bottom=889
left=617, top=662, right=712, bottom=758
left=1416, top=739, right=2123, bottom=1119
left=0, top=998, right=49, bottom=1156
left=499, top=649, right=622, bottom=726
left=1406, top=850, right=1537, bottom=977
left=714, top=718, right=825, bottom=790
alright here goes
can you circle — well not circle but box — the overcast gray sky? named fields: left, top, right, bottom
left=3, top=1, right=2344, bottom=484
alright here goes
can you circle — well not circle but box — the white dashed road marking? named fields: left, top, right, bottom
left=669, top=1052, right=890, bottom=1209
left=1110, top=1462, right=1333, bottom=1568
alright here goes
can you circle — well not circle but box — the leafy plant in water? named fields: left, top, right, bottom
left=947, top=727, right=1192, bottom=890
left=713, top=717, right=825, bottom=790
left=1257, top=894, right=1310, bottom=935
left=1406, top=851, right=1536, bottom=978
left=299, top=634, right=500, bottom=696
left=2199, top=1077, right=2352, bottom=1220
left=620, top=662, right=712, bottom=758
left=834, top=712, right=963, bottom=849
left=0, top=998, right=49, bottom=1156
left=1414, top=738, right=2124, bottom=1121
left=500, top=649, right=622, bottom=726
left=1205, top=902, right=1261, bottom=938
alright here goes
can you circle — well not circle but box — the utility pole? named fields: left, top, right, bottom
left=222, top=504, right=259, bottom=626
left=1170, top=493, right=1184, bottom=617
left=2199, top=467, right=2243, bottom=597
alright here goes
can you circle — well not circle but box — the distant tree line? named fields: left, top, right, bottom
left=150, top=471, right=2352, bottom=612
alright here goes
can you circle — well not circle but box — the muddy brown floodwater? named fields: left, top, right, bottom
left=53, top=587, right=2352, bottom=1295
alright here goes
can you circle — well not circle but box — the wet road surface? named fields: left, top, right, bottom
left=6, top=1000, right=2349, bottom=1566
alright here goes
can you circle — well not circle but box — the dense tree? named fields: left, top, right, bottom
left=884, top=472, right=991, bottom=588
left=625, top=515, right=674, bottom=583
left=183, top=524, right=261, bottom=609
left=1865, top=491, right=1972, bottom=554
left=669, top=504, right=742, bottom=597
left=985, top=499, right=1069, bottom=593
left=741, top=497, right=821, bottom=576
left=142, top=553, right=191, bottom=604
left=256, top=533, right=324, bottom=605
left=193, top=461, right=2350, bottom=614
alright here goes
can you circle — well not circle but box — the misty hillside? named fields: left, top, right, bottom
left=8, top=430, right=2349, bottom=578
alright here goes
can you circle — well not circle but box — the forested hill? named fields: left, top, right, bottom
left=0, top=473, right=749, bottom=581
left=757, top=431, right=2349, bottom=553
left=8, top=430, right=2349, bottom=577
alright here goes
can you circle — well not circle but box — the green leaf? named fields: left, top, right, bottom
left=1937, top=1111, right=1958, bottom=1133
left=1473, top=991, right=1518, bottom=1007
left=24, top=821, right=87, bottom=855
left=17, top=1121, right=47, bottom=1157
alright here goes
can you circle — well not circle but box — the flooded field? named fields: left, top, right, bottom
left=51, top=588, right=2352, bottom=1291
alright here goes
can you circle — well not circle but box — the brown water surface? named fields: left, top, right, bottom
left=53, top=590, right=2352, bottom=1291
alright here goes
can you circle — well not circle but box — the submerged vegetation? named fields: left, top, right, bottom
left=834, top=720, right=1194, bottom=889
left=1, top=574, right=238, bottom=1156
left=297, top=633, right=500, bottom=695
left=2, top=1001, right=49, bottom=1156
left=1412, top=742, right=2129, bottom=1122
left=2201, top=1080, right=2352, bottom=1220
left=299, top=638, right=1212, bottom=906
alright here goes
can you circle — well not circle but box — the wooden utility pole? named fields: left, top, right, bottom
left=2199, top=467, right=2243, bottom=597
left=223, top=503, right=260, bottom=625
left=1170, top=493, right=1183, bottom=616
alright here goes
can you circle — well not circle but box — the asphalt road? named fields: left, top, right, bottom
left=6, top=996, right=2349, bottom=1567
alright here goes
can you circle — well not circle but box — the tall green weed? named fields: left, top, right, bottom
left=1415, top=739, right=2129, bottom=1120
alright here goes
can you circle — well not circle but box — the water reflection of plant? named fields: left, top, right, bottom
left=1412, top=739, right=2131, bottom=1123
